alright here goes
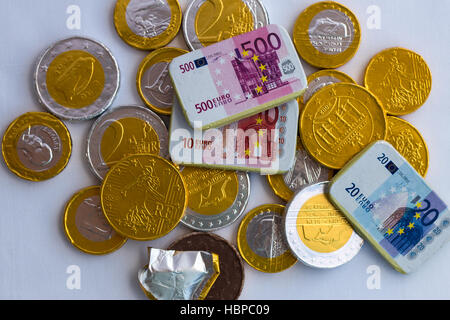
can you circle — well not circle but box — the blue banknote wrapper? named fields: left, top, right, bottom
left=329, top=141, right=450, bottom=274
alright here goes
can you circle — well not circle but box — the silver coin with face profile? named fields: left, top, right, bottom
left=34, top=36, right=120, bottom=121
left=16, top=125, right=62, bottom=173
left=86, top=105, right=169, bottom=180
left=183, top=0, right=269, bottom=50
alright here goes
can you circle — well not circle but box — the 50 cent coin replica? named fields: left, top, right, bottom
left=168, top=232, right=245, bottom=300
left=267, top=139, right=333, bottom=201
left=237, top=204, right=297, bottom=273
left=364, top=47, right=432, bottom=116
left=386, top=116, right=429, bottom=177
left=284, top=182, right=363, bottom=268
left=137, top=47, right=188, bottom=115
left=34, top=37, right=119, bottom=120
left=293, top=1, right=361, bottom=68
left=86, top=105, right=169, bottom=180
left=183, top=0, right=269, bottom=50
left=180, top=167, right=250, bottom=231
left=101, top=154, right=187, bottom=241
left=300, top=83, right=387, bottom=169
left=114, top=0, right=182, bottom=50
left=64, top=186, right=127, bottom=255
left=2, top=112, right=72, bottom=181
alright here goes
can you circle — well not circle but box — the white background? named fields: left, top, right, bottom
left=0, top=0, right=449, bottom=300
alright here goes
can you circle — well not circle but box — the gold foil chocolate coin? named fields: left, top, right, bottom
left=364, top=47, right=432, bottom=115
left=386, top=116, right=429, bottom=177
left=64, top=186, right=127, bottom=255
left=300, top=83, right=387, bottom=169
left=101, top=154, right=187, bottom=241
left=293, top=1, right=361, bottom=68
left=2, top=112, right=72, bottom=181
left=114, top=0, right=182, bottom=50
left=137, top=47, right=188, bottom=115
left=237, top=204, right=297, bottom=273
left=284, top=182, right=363, bottom=268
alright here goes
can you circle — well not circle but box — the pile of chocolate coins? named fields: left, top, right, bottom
left=2, top=0, right=447, bottom=300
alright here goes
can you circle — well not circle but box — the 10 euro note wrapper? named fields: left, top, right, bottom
left=169, top=24, right=307, bottom=130
left=169, top=97, right=298, bottom=174
left=329, top=141, right=450, bottom=274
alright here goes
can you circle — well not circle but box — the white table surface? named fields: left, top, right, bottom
left=0, top=0, right=449, bottom=300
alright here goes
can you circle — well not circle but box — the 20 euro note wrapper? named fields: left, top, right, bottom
left=169, top=97, right=298, bottom=174
left=169, top=24, right=307, bottom=130
left=329, top=141, right=450, bottom=274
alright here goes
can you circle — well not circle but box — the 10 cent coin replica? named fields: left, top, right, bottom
left=237, top=204, right=298, bottom=273
left=2, top=112, right=72, bottom=181
left=168, top=232, right=245, bottom=300
left=284, top=182, right=363, bottom=268
left=64, top=186, right=127, bottom=255
left=364, top=47, right=432, bottom=116
left=267, top=139, right=333, bottom=202
left=86, top=105, right=169, bottom=180
left=114, top=0, right=182, bottom=50
left=101, top=154, right=187, bottom=241
left=386, top=116, right=429, bottom=177
left=137, top=47, right=188, bottom=115
left=34, top=37, right=120, bottom=120
left=183, top=0, right=269, bottom=50
left=300, top=83, right=387, bottom=169
left=180, top=167, right=250, bottom=231
left=293, top=1, right=361, bottom=68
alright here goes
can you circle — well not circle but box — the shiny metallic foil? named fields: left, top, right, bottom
left=138, top=248, right=220, bottom=300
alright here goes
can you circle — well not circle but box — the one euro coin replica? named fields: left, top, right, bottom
left=300, top=83, right=387, bottom=169
left=137, top=47, right=188, bottom=115
left=293, top=1, right=361, bottom=68
left=101, top=154, right=187, bottom=241
left=86, top=105, right=169, bottom=180
left=64, top=186, right=127, bottom=255
left=114, top=0, right=182, bottom=50
left=284, top=182, right=363, bottom=268
left=34, top=37, right=119, bottom=120
left=2, top=112, right=72, bottom=181
left=237, top=204, right=297, bottom=273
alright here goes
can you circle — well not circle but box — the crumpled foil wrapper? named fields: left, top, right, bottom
left=138, top=248, right=220, bottom=300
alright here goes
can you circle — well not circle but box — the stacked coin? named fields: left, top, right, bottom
left=1, top=0, right=437, bottom=300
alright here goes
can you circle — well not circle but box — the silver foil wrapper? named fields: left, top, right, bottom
left=138, top=248, right=220, bottom=300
